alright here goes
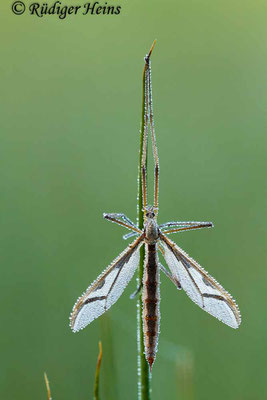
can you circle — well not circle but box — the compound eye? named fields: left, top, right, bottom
left=151, top=212, right=155, bottom=218
left=146, top=212, right=149, bottom=217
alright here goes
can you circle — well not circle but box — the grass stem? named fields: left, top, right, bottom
left=94, top=341, right=103, bottom=400
left=44, top=372, right=52, bottom=400
left=137, top=40, right=156, bottom=400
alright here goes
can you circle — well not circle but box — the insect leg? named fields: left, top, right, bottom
left=130, top=283, right=143, bottom=299
left=147, top=57, right=159, bottom=215
left=159, top=221, right=206, bottom=229
left=159, top=263, right=182, bottom=290
left=103, top=213, right=142, bottom=234
left=104, top=213, right=137, bottom=227
left=162, top=222, right=213, bottom=235
left=141, top=59, right=150, bottom=217
left=158, top=243, right=165, bottom=256
left=123, top=231, right=139, bottom=240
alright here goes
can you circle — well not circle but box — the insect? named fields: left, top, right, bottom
left=70, top=43, right=241, bottom=370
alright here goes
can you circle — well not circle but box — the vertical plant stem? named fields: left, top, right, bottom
left=94, top=341, right=103, bottom=400
left=137, top=61, right=150, bottom=398
left=137, top=40, right=156, bottom=400
left=44, top=372, right=52, bottom=400
left=100, top=315, right=118, bottom=400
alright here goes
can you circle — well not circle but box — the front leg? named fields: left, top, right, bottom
left=160, top=221, right=213, bottom=234
left=103, top=213, right=141, bottom=234
left=123, top=231, right=138, bottom=240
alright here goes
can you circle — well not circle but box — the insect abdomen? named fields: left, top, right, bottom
left=142, top=243, right=160, bottom=370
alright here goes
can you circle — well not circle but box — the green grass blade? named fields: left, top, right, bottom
left=137, top=40, right=156, bottom=400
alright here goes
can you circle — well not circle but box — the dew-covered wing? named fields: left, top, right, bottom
left=160, top=235, right=241, bottom=329
left=70, top=235, right=144, bottom=332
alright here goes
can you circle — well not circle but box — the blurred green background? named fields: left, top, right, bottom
left=0, top=1, right=266, bottom=399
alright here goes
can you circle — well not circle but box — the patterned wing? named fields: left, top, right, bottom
left=70, top=235, right=144, bottom=332
left=160, top=234, right=241, bottom=329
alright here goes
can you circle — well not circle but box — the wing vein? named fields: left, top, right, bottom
left=70, top=234, right=145, bottom=331
left=175, top=253, right=204, bottom=308
left=160, top=233, right=241, bottom=328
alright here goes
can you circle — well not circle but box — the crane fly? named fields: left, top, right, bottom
left=70, top=43, right=241, bottom=370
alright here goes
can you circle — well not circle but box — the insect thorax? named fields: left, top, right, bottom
left=144, top=218, right=160, bottom=244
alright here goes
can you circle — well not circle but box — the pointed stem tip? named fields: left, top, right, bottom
left=145, top=39, right=157, bottom=64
